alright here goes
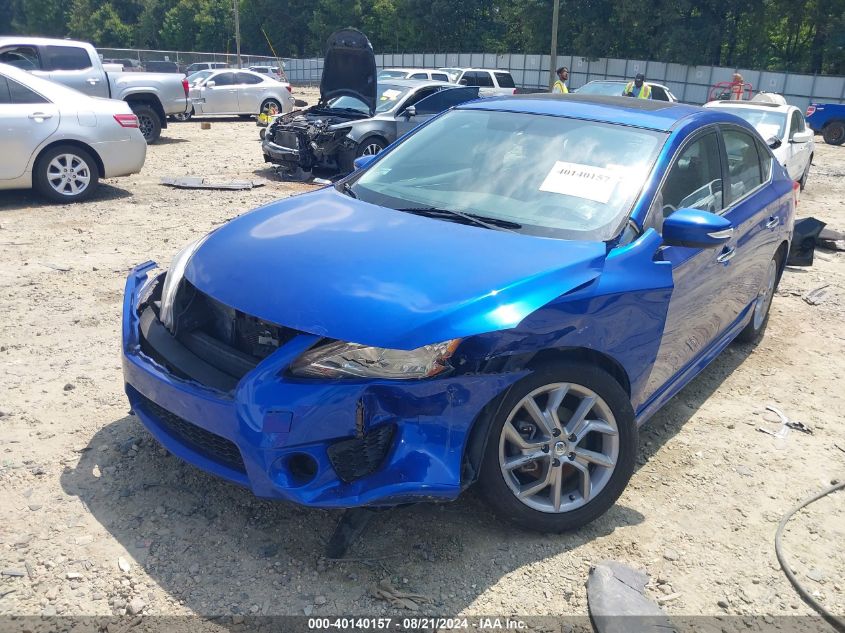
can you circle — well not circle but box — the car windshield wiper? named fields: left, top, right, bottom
left=396, top=207, right=520, bottom=232
left=340, top=182, right=357, bottom=198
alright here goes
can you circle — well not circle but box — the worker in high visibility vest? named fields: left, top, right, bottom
left=623, top=73, right=652, bottom=99
left=552, top=66, right=569, bottom=94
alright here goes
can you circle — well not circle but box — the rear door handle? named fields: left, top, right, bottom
left=716, top=246, right=736, bottom=263
left=28, top=112, right=53, bottom=120
left=766, top=216, right=779, bottom=229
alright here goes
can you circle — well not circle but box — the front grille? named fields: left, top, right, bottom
left=327, top=424, right=396, bottom=483
left=274, top=130, right=300, bottom=150
left=135, top=391, right=246, bottom=474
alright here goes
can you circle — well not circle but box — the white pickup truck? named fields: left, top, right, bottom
left=0, top=37, right=189, bottom=143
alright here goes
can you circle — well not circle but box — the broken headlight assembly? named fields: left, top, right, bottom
left=289, top=339, right=461, bottom=380
left=159, top=236, right=208, bottom=332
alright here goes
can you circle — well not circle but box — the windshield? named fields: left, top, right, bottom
left=349, top=109, right=666, bottom=241
left=716, top=107, right=786, bottom=140
left=576, top=82, right=628, bottom=96
left=378, top=70, right=408, bottom=79
left=328, top=83, right=413, bottom=114
left=187, top=70, right=213, bottom=84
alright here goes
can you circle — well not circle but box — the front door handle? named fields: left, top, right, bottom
left=716, top=246, right=736, bottom=263
left=28, top=112, right=53, bottom=120
left=766, top=216, right=779, bottom=229
left=87, top=77, right=100, bottom=85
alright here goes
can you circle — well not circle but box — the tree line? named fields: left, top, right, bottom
left=1, top=0, right=843, bottom=74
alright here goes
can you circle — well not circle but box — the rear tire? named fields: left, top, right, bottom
left=736, top=253, right=781, bottom=343
left=478, top=362, right=637, bottom=533
left=132, top=104, right=162, bottom=143
left=33, top=145, right=100, bottom=203
left=260, top=99, right=281, bottom=116
left=822, top=121, right=845, bottom=145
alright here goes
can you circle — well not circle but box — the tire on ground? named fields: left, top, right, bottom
left=131, top=104, right=162, bottom=143
left=822, top=121, right=845, bottom=145
left=33, top=144, right=100, bottom=203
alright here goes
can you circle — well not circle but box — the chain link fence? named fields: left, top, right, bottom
left=97, top=47, right=280, bottom=71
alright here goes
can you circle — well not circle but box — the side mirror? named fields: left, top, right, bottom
left=294, top=99, right=308, bottom=108
left=662, top=208, right=734, bottom=249
left=790, top=130, right=813, bottom=144
left=767, top=136, right=782, bottom=149
left=458, top=78, right=468, bottom=86
left=353, top=154, right=377, bottom=170
left=205, top=80, right=216, bottom=88
left=403, top=105, right=416, bottom=120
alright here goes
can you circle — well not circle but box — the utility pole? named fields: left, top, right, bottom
left=549, top=0, right=560, bottom=90
left=234, top=0, right=242, bottom=68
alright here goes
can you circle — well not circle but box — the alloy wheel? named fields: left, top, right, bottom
left=498, top=383, right=619, bottom=513
left=362, top=143, right=383, bottom=156
left=46, top=154, right=91, bottom=197
left=753, top=259, right=778, bottom=330
left=138, top=114, right=155, bottom=139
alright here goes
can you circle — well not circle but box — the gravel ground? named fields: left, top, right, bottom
left=1, top=100, right=843, bottom=627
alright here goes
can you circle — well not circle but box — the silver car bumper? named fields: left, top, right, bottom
left=92, top=135, right=147, bottom=178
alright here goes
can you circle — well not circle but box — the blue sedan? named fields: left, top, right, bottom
left=122, top=94, right=796, bottom=532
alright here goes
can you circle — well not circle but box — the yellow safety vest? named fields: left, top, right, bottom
left=624, top=81, right=651, bottom=98
left=552, top=80, right=568, bottom=94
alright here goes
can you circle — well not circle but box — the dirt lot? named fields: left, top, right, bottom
left=1, top=99, right=843, bottom=628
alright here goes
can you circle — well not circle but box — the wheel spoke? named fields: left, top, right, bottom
left=523, top=396, right=555, bottom=435
left=564, top=395, right=596, bottom=437
left=517, top=469, right=552, bottom=499
left=551, top=466, right=563, bottom=512
left=576, top=418, right=618, bottom=442
left=503, top=451, right=547, bottom=472
left=571, top=460, right=592, bottom=501
left=575, top=448, right=615, bottom=469
left=545, top=384, right=569, bottom=430
left=502, top=420, right=546, bottom=451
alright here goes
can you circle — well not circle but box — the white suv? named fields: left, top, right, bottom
left=443, top=68, right=517, bottom=96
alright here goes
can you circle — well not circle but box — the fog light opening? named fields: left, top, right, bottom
left=287, top=453, right=318, bottom=485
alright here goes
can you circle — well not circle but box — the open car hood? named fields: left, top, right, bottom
left=184, top=188, right=607, bottom=351
left=320, top=28, right=377, bottom=116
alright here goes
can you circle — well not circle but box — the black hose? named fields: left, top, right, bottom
left=775, top=479, right=845, bottom=633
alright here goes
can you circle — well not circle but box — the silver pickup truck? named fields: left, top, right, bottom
left=0, top=37, right=189, bottom=143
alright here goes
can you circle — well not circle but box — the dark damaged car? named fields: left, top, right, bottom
left=261, top=29, right=480, bottom=178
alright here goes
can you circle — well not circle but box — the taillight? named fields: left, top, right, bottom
left=792, top=179, right=800, bottom=208
left=512, top=88, right=517, bottom=95
left=114, top=114, right=139, bottom=128
left=182, top=78, right=189, bottom=96
left=286, top=85, right=292, bottom=92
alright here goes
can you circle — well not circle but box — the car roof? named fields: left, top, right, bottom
left=704, top=101, right=793, bottom=112
left=381, top=68, right=447, bottom=73
left=0, top=36, right=92, bottom=47
left=379, top=78, right=454, bottom=88
left=457, top=93, right=713, bottom=132
left=451, top=67, right=512, bottom=73
left=582, top=79, right=673, bottom=90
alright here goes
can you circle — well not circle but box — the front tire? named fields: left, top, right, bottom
left=478, top=363, right=637, bottom=532
left=356, top=137, right=387, bottom=158
left=33, top=145, right=99, bottom=203
left=822, top=121, right=845, bottom=145
left=132, top=104, right=162, bottom=143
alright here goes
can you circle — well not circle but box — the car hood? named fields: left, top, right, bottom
left=184, top=188, right=607, bottom=350
left=320, top=28, right=377, bottom=116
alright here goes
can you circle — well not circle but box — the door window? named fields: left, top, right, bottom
left=212, top=72, right=235, bottom=86
left=723, top=128, right=763, bottom=202
left=0, top=46, right=41, bottom=70
left=494, top=72, right=515, bottom=88
left=649, top=132, right=723, bottom=231
left=462, top=71, right=494, bottom=87
left=432, top=73, right=449, bottom=82
left=651, top=86, right=668, bottom=101
left=0, top=76, right=49, bottom=104
left=409, top=73, right=428, bottom=79
left=413, top=87, right=480, bottom=115
left=236, top=72, right=262, bottom=85
left=788, top=110, right=805, bottom=139
left=42, top=45, right=92, bottom=71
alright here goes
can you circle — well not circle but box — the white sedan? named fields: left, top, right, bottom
left=704, top=100, right=814, bottom=188
left=0, top=62, right=146, bottom=203
left=180, top=68, right=295, bottom=120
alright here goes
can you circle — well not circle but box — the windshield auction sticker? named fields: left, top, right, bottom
left=539, top=161, right=617, bottom=203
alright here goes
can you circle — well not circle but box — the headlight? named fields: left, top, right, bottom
left=159, top=237, right=207, bottom=332
left=290, top=339, right=461, bottom=380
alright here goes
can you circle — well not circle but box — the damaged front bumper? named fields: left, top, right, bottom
left=261, top=117, right=357, bottom=174
left=122, top=262, right=519, bottom=508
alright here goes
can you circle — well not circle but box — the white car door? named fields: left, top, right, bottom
left=0, top=73, right=60, bottom=180
left=234, top=72, right=265, bottom=113
left=786, top=109, right=812, bottom=180
left=201, top=72, right=239, bottom=113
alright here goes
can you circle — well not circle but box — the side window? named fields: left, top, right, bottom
left=212, top=72, right=235, bottom=86
left=432, top=73, right=449, bottom=82
left=494, top=72, right=515, bottom=88
left=409, top=72, right=427, bottom=80
left=723, top=128, right=763, bottom=201
left=651, top=132, right=723, bottom=231
left=651, top=86, right=667, bottom=101
left=411, top=90, right=447, bottom=115
left=402, top=87, right=439, bottom=110
left=42, top=45, right=92, bottom=71
left=9, top=79, right=48, bottom=104
left=0, top=76, right=11, bottom=103
left=0, top=46, right=41, bottom=70
left=789, top=110, right=805, bottom=138
left=414, top=86, right=479, bottom=114
left=755, top=137, right=773, bottom=181
left=477, top=72, right=495, bottom=87
left=236, top=72, right=262, bottom=85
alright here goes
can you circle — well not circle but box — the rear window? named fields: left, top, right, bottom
left=495, top=72, right=515, bottom=88
left=42, top=45, right=92, bottom=71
